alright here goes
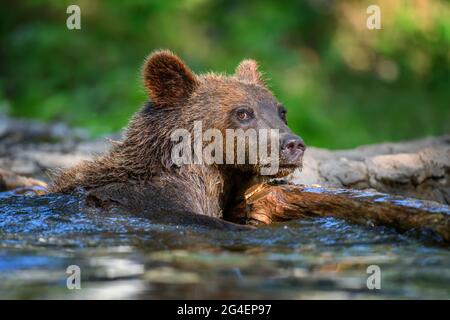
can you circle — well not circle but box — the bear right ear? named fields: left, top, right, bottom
left=143, top=50, right=198, bottom=106
left=235, top=59, right=265, bottom=86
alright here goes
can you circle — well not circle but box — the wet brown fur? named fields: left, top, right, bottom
left=50, top=50, right=300, bottom=221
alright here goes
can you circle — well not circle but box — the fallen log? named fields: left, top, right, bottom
left=228, top=182, right=450, bottom=242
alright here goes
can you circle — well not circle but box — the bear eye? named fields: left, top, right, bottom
left=279, top=106, right=287, bottom=124
left=235, top=108, right=253, bottom=122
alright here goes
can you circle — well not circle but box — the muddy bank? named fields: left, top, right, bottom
left=1, top=116, right=449, bottom=204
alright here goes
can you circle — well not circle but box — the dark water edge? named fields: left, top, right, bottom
left=0, top=191, right=449, bottom=299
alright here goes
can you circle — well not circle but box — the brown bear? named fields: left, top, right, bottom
left=50, top=50, right=305, bottom=228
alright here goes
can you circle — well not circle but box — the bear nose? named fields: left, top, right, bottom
left=281, top=135, right=305, bottom=161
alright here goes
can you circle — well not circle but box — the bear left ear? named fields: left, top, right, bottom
left=143, top=50, right=199, bottom=106
left=235, top=59, right=265, bottom=86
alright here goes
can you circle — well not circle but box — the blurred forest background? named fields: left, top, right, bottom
left=1, top=0, right=449, bottom=148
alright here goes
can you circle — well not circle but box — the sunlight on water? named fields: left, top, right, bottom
left=0, top=192, right=449, bottom=299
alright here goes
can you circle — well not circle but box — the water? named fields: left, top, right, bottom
left=0, top=191, right=449, bottom=299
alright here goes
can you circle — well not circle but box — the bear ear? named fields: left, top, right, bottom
left=235, top=59, right=265, bottom=86
left=143, top=50, right=198, bottom=106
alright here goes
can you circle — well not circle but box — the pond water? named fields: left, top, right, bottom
left=0, top=191, right=449, bottom=299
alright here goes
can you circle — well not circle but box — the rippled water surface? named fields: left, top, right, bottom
left=0, top=191, right=449, bottom=299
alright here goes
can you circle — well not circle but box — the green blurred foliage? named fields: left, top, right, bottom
left=0, top=0, right=449, bottom=148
